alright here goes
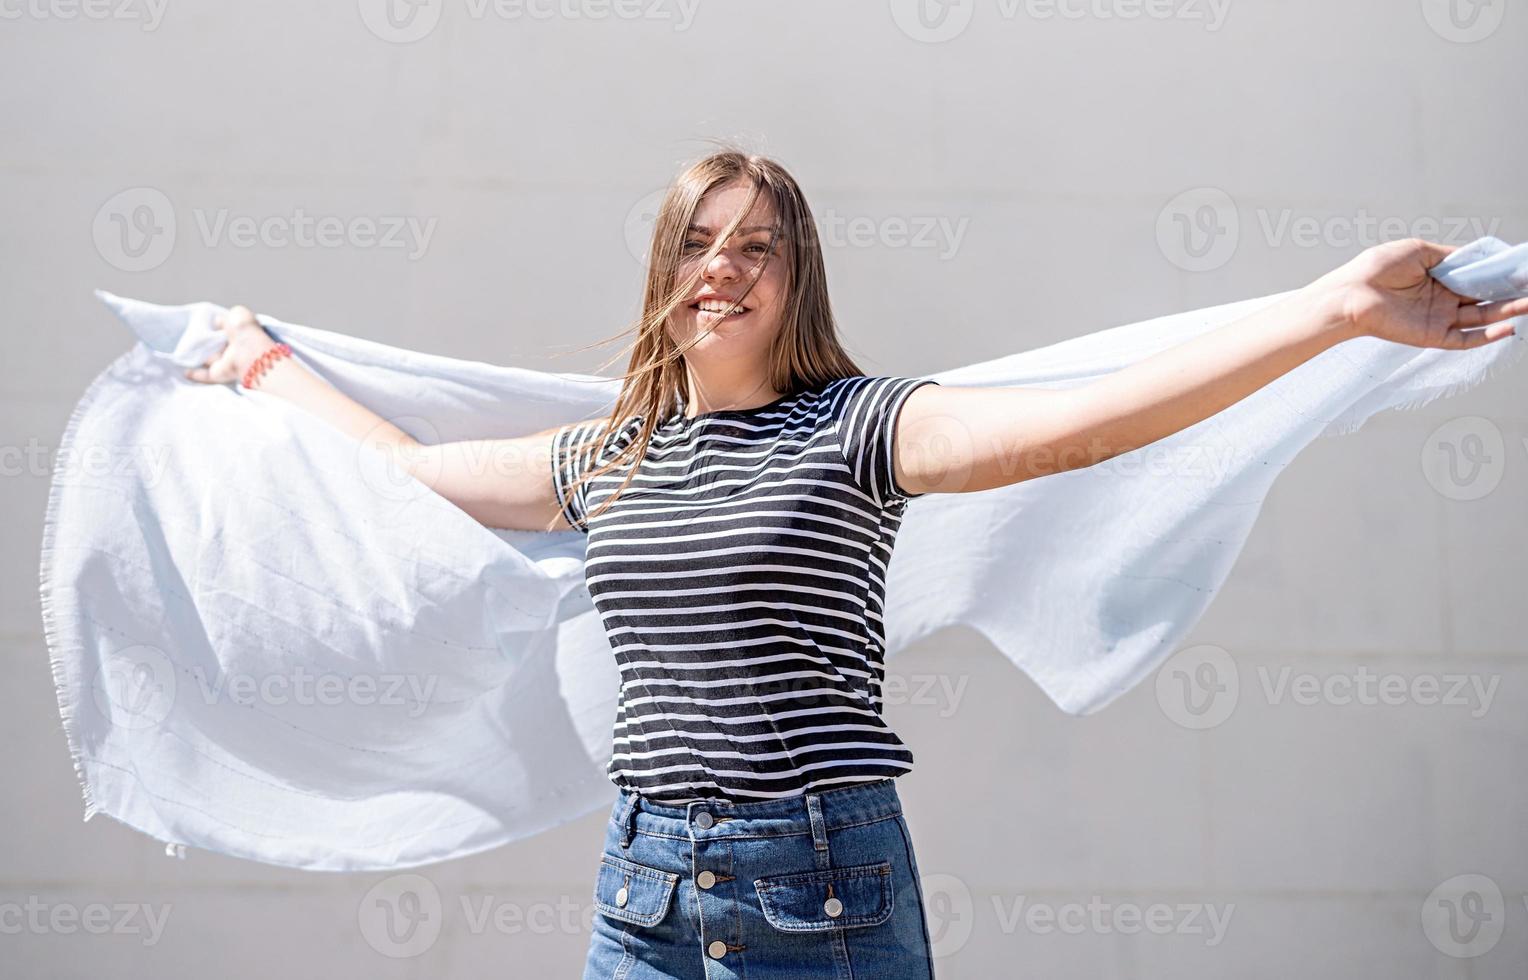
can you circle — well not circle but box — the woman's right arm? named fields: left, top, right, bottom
left=186, top=305, right=576, bottom=533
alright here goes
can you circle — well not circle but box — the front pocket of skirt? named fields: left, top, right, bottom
left=592, top=853, right=679, bottom=928
left=754, top=860, right=895, bottom=932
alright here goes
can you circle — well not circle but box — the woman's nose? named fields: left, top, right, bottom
left=703, top=248, right=742, bottom=281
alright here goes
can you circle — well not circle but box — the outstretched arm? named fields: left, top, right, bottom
left=894, top=238, right=1528, bottom=495
left=184, top=305, right=574, bottom=532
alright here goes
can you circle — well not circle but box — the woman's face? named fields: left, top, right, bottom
left=667, top=180, right=788, bottom=366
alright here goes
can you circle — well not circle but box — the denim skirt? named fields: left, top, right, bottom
left=581, top=777, right=936, bottom=979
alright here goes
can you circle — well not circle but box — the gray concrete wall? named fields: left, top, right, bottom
left=3, top=1, right=1524, bottom=976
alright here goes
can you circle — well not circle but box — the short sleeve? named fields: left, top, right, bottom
left=825, top=375, right=941, bottom=508
left=551, top=419, right=630, bottom=533
left=550, top=422, right=594, bottom=532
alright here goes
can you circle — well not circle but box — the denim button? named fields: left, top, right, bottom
left=694, top=812, right=714, bottom=829
left=615, top=886, right=629, bottom=907
left=707, top=939, right=727, bottom=959
left=824, top=896, right=843, bottom=917
left=697, top=870, right=716, bottom=889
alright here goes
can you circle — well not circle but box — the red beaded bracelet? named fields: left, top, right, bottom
left=241, top=342, right=293, bottom=390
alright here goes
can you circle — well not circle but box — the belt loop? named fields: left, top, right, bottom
left=805, top=792, right=830, bottom=868
left=619, top=792, right=641, bottom=849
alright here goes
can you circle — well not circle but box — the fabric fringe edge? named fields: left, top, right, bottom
left=1321, top=333, right=1528, bottom=438
left=38, top=344, right=146, bottom=831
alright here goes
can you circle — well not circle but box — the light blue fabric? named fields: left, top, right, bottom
left=40, top=238, right=1527, bottom=870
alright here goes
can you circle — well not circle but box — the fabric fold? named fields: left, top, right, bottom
left=40, top=237, right=1527, bottom=870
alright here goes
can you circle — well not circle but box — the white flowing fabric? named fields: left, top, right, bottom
left=41, top=237, right=1527, bottom=871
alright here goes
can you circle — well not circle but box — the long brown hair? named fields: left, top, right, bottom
left=545, top=144, right=867, bottom=531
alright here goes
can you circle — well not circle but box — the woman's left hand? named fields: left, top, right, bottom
left=1314, top=237, right=1527, bottom=348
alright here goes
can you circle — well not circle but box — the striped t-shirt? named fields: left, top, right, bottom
left=551, top=374, right=940, bottom=804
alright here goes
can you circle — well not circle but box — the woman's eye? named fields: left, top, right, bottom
left=680, top=240, right=771, bottom=257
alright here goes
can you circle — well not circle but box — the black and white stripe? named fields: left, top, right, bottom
left=552, top=375, right=939, bottom=804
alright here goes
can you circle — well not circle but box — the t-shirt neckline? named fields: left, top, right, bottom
left=667, top=389, right=799, bottom=426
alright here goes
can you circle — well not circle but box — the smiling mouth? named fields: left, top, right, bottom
left=690, top=301, right=751, bottom=320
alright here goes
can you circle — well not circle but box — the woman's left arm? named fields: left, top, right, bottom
left=895, top=238, right=1528, bottom=495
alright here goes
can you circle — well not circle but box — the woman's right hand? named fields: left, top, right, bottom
left=184, top=305, right=282, bottom=385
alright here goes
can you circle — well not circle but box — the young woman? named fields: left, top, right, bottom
left=184, top=151, right=1522, bottom=978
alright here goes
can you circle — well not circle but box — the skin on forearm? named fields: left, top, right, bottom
left=245, top=351, right=419, bottom=453
left=189, top=309, right=562, bottom=531
left=242, top=340, right=563, bottom=530
left=896, top=285, right=1361, bottom=493
left=1062, top=284, right=1357, bottom=466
